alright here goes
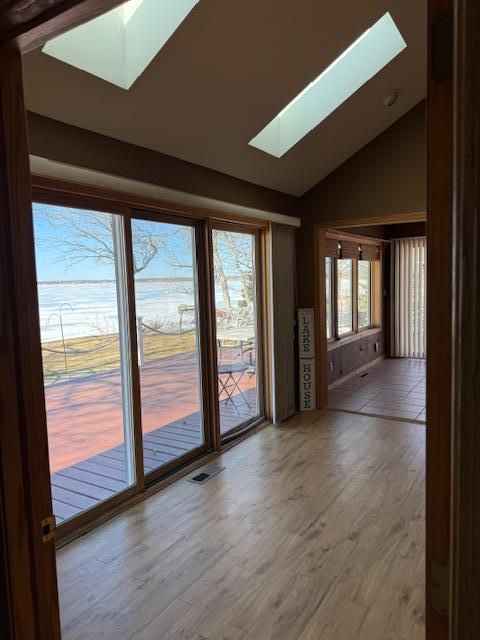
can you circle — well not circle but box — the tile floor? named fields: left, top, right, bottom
left=328, top=357, right=426, bottom=422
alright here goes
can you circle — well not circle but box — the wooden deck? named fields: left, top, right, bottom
left=51, top=388, right=257, bottom=523
left=46, top=351, right=257, bottom=473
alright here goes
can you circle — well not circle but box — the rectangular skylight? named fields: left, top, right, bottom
left=249, top=12, right=407, bottom=158
left=42, top=0, right=200, bottom=90
left=122, top=0, right=144, bottom=24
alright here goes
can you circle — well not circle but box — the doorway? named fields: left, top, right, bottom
left=31, top=195, right=266, bottom=533
left=321, top=221, right=427, bottom=423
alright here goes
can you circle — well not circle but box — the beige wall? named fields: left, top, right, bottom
left=27, top=113, right=298, bottom=217
left=28, top=104, right=426, bottom=311
left=298, top=101, right=426, bottom=306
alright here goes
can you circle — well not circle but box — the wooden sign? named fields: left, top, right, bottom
left=299, top=358, right=316, bottom=410
left=298, top=308, right=316, bottom=410
left=298, top=308, right=315, bottom=357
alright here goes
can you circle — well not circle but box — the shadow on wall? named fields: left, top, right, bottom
left=297, top=101, right=426, bottom=308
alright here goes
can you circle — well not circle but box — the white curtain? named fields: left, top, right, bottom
left=390, top=237, right=427, bottom=358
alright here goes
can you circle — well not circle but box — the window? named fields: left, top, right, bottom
left=357, top=260, right=372, bottom=329
left=131, top=216, right=206, bottom=476
left=337, top=259, right=353, bottom=336
left=325, top=248, right=377, bottom=340
left=325, top=257, right=333, bottom=340
left=32, top=194, right=267, bottom=531
left=32, top=203, right=136, bottom=525
left=212, top=227, right=263, bottom=436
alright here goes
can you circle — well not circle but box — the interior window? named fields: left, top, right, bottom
left=337, top=259, right=353, bottom=335
left=325, top=257, right=333, bottom=339
left=357, top=260, right=371, bottom=329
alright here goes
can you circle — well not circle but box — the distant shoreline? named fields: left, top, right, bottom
left=38, top=276, right=242, bottom=285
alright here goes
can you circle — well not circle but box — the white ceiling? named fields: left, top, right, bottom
left=22, top=0, right=427, bottom=197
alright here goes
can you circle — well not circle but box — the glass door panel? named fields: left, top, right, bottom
left=32, top=202, right=135, bottom=525
left=337, top=258, right=353, bottom=335
left=212, top=228, right=261, bottom=435
left=131, top=217, right=205, bottom=475
left=357, top=260, right=372, bottom=329
left=325, top=257, right=333, bottom=339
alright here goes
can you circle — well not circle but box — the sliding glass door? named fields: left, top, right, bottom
left=131, top=215, right=207, bottom=477
left=32, top=198, right=265, bottom=530
left=32, top=202, right=136, bottom=525
left=212, top=226, right=263, bottom=435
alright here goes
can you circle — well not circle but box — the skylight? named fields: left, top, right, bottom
left=120, top=0, right=143, bottom=24
left=249, top=12, right=407, bottom=158
left=122, top=0, right=144, bottom=24
left=42, top=0, right=200, bottom=90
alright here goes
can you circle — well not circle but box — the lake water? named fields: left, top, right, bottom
left=38, top=280, right=243, bottom=342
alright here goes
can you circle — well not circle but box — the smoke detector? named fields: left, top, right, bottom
left=382, top=91, right=400, bottom=108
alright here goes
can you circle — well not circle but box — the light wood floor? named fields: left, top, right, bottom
left=57, top=410, right=425, bottom=640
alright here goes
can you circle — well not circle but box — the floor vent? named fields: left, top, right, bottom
left=188, top=464, right=225, bottom=485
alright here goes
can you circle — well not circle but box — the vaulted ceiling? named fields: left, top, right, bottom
left=22, top=0, right=426, bottom=197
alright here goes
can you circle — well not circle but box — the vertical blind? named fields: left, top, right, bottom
left=390, top=237, right=427, bottom=358
left=270, top=223, right=297, bottom=423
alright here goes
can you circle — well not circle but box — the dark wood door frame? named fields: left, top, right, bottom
left=450, top=0, right=480, bottom=636
left=0, top=0, right=124, bottom=52
left=426, top=1, right=453, bottom=638
left=0, top=46, right=61, bottom=639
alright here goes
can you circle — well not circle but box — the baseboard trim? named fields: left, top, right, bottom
left=328, top=355, right=385, bottom=391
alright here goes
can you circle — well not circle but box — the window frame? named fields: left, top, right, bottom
left=325, top=256, right=334, bottom=340
left=30, top=181, right=270, bottom=540
left=336, top=257, right=355, bottom=338
left=210, top=221, right=266, bottom=443
left=357, top=259, right=373, bottom=331
left=327, top=256, right=376, bottom=341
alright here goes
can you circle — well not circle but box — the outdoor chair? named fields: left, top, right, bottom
left=217, top=339, right=255, bottom=414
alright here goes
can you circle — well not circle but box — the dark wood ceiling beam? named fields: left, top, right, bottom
left=0, top=0, right=124, bottom=52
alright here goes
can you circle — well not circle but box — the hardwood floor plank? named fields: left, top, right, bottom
left=56, top=411, right=425, bottom=640
left=329, top=601, right=367, bottom=639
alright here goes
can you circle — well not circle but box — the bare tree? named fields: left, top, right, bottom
left=35, top=204, right=165, bottom=274
left=222, top=232, right=254, bottom=308
left=213, top=231, right=254, bottom=324
left=212, top=234, right=232, bottom=318
left=35, top=204, right=254, bottom=326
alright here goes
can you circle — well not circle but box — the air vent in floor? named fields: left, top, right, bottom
left=187, top=464, right=225, bottom=484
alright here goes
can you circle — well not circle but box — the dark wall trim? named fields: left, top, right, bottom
left=27, top=113, right=298, bottom=218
